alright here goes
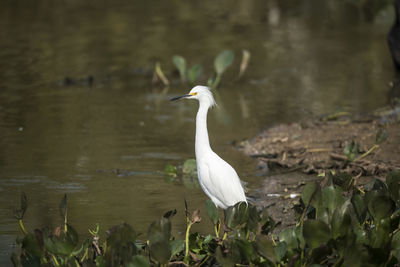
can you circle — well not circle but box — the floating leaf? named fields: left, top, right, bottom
left=188, top=64, right=203, bottom=84
left=331, top=172, right=353, bottom=191
left=321, top=186, right=344, bottom=216
left=331, top=200, right=351, bottom=239
left=172, top=55, right=186, bottom=82
left=303, top=220, right=331, bottom=249
left=351, top=193, right=367, bottom=224
left=22, top=233, right=43, bottom=257
left=216, top=246, right=235, bottom=267
left=278, top=227, right=298, bottom=250
left=44, top=224, right=79, bottom=256
left=182, top=159, right=197, bottom=176
left=205, top=199, right=219, bottom=225
left=225, top=202, right=248, bottom=229
left=164, top=164, right=177, bottom=177
left=215, top=50, right=234, bottom=75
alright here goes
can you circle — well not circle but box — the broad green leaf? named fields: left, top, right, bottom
left=321, top=186, right=344, bottom=216
left=188, top=64, right=203, bottom=84
left=255, top=235, right=276, bottom=263
left=303, top=220, right=331, bottom=249
left=44, top=224, right=79, bottom=256
left=128, top=255, right=150, bottom=267
left=246, top=203, right=261, bottom=233
left=205, top=199, right=219, bottom=225
left=172, top=55, right=186, bottom=82
left=367, top=195, right=395, bottom=221
left=370, top=218, right=391, bottom=249
left=344, top=140, right=360, bottom=161
left=301, top=182, right=318, bottom=207
left=225, top=202, right=248, bottom=229
left=235, top=239, right=255, bottom=263
left=331, top=200, right=351, bottom=239
left=274, top=241, right=287, bottom=262
left=351, top=193, right=367, bottom=224
left=392, top=231, right=400, bottom=251
left=214, top=50, right=234, bottom=75
left=278, top=228, right=298, bottom=250
left=22, top=233, right=42, bottom=257
left=386, top=171, right=400, bottom=204
left=147, top=217, right=171, bottom=263
left=216, top=246, right=235, bottom=267
left=170, top=239, right=184, bottom=257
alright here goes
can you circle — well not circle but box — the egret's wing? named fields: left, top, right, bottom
left=203, top=153, right=247, bottom=207
left=197, top=160, right=227, bottom=209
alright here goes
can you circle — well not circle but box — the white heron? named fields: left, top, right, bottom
left=171, top=86, right=247, bottom=209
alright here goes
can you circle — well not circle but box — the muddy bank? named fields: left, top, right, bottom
left=242, top=108, right=400, bottom=178
left=242, top=106, right=400, bottom=229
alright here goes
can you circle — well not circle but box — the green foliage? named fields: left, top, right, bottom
left=12, top=170, right=400, bottom=266
left=169, top=49, right=248, bottom=89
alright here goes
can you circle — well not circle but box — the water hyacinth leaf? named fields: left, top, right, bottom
left=147, top=217, right=171, bottom=263
left=14, top=192, right=28, bottom=220
left=205, top=199, right=219, bottom=225
left=214, top=50, right=234, bottom=75
left=188, top=64, right=203, bottom=84
left=164, top=164, right=177, bottom=177
left=44, top=224, right=79, bottom=256
left=331, top=200, right=351, bottom=239
left=107, top=223, right=137, bottom=248
left=386, top=170, right=400, bottom=204
left=238, top=49, right=251, bottom=78
left=22, top=233, right=43, bottom=257
left=274, top=241, right=287, bottom=262
left=163, top=209, right=177, bottom=219
left=375, top=127, right=388, bottom=144
left=246, top=204, right=261, bottom=233
left=170, top=239, right=184, bottom=257
left=172, top=55, right=187, bottom=82
left=128, top=255, right=150, bottom=267
left=370, top=218, right=391, bottom=249
left=392, top=231, right=400, bottom=252
left=367, top=195, right=395, bottom=221
left=278, top=227, right=298, bottom=250
left=301, top=182, right=318, bottom=207
left=260, top=209, right=275, bottom=235
left=331, top=172, right=353, bottom=190
left=303, top=220, right=331, bottom=249
left=182, top=159, right=197, bottom=176
left=255, top=235, right=276, bottom=263
left=235, top=239, right=255, bottom=263
left=216, top=246, right=235, bottom=267
left=351, top=193, right=367, bottom=224
left=225, top=202, right=248, bottom=229
left=321, top=186, right=344, bottom=216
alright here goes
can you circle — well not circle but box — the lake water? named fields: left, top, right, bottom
left=0, top=0, right=395, bottom=264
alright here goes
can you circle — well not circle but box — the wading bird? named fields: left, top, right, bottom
left=171, top=86, right=247, bottom=209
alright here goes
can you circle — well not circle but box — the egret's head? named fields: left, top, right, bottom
left=171, top=86, right=216, bottom=108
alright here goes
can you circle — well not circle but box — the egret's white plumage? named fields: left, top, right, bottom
left=171, top=86, right=247, bottom=209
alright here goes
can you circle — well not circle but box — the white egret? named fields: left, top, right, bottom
left=171, top=86, right=247, bottom=209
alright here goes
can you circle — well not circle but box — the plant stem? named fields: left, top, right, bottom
left=18, top=219, right=27, bottom=235
left=184, top=222, right=193, bottom=264
left=355, top=144, right=378, bottom=161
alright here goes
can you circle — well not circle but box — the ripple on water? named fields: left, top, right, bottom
left=45, top=182, right=86, bottom=193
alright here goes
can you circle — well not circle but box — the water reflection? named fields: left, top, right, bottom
left=0, top=0, right=395, bottom=264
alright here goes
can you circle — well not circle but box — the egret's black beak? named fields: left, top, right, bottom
left=170, top=94, right=191, bottom=101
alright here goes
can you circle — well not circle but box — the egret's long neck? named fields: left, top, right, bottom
left=195, top=102, right=212, bottom=158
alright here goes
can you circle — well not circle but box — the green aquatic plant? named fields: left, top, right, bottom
left=172, top=55, right=203, bottom=85
left=11, top=170, right=400, bottom=266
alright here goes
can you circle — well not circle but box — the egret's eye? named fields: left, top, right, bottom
left=190, top=92, right=197, bottom=96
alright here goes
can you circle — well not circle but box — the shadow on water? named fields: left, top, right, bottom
left=0, top=0, right=396, bottom=264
